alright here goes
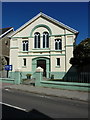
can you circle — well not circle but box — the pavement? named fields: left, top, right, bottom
left=1, top=82, right=89, bottom=102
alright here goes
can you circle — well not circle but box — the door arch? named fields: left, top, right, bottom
left=37, top=59, right=46, bottom=77
left=32, top=57, right=50, bottom=78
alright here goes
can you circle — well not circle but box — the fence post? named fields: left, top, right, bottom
left=35, top=67, right=43, bottom=86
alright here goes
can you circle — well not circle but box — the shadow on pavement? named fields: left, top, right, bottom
left=2, top=104, right=54, bottom=120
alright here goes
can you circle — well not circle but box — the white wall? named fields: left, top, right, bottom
left=13, top=17, right=65, bottom=37
left=10, top=16, right=76, bottom=73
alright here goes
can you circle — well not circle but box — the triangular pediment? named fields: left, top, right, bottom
left=10, top=12, right=78, bottom=37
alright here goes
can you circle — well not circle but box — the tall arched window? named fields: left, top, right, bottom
left=22, top=40, right=28, bottom=51
left=43, top=32, right=49, bottom=48
left=55, top=39, right=62, bottom=50
left=34, top=32, right=40, bottom=48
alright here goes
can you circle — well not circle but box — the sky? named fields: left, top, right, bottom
left=2, top=2, right=89, bottom=44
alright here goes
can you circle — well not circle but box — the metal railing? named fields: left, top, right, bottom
left=63, top=72, right=90, bottom=83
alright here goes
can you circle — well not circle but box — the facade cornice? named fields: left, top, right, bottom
left=12, top=33, right=75, bottom=39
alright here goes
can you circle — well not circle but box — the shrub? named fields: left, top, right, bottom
left=26, top=74, right=32, bottom=79
left=51, top=74, right=54, bottom=79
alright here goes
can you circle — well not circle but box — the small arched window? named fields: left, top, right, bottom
left=34, top=32, right=40, bottom=48
left=55, top=39, right=62, bottom=50
left=22, top=40, right=28, bottom=51
left=43, top=32, right=49, bottom=48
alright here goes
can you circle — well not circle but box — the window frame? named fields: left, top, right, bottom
left=43, top=32, right=49, bottom=48
left=23, top=58, right=26, bottom=66
left=56, top=58, right=60, bottom=66
left=55, top=39, right=62, bottom=50
left=22, top=40, right=28, bottom=51
left=34, top=32, right=40, bottom=48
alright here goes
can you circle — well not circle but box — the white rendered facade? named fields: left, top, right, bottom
left=9, top=12, right=78, bottom=79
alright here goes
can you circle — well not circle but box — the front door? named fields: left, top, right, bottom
left=37, top=60, right=46, bottom=77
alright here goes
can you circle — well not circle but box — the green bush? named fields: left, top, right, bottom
left=50, top=74, right=54, bottom=79
left=26, top=74, right=32, bottom=79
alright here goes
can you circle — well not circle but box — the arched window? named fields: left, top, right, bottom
left=34, top=32, right=40, bottom=48
left=55, top=39, right=62, bottom=50
left=22, top=40, right=28, bottom=51
left=43, top=32, right=49, bottom=48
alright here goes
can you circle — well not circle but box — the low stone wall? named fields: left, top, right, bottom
left=40, top=81, right=89, bottom=91
left=0, top=78, right=15, bottom=84
left=35, top=71, right=90, bottom=92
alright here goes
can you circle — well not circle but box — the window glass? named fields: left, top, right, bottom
left=34, top=32, right=40, bottom=48
left=43, top=32, right=49, bottom=48
left=55, top=39, right=62, bottom=50
left=57, top=58, right=60, bottom=66
left=23, top=58, right=26, bottom=66
left=22, top=40, right=28, bottom=51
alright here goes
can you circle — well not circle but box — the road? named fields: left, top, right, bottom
left=1, top=88, right=89, bottom=119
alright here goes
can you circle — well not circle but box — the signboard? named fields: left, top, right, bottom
left=5, top=65, right=12, bottom=71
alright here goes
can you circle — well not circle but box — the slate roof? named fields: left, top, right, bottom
left=0, top=27, right=14, bottom=38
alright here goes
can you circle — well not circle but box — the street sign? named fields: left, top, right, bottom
left=5, top=65, right=12, bottom=71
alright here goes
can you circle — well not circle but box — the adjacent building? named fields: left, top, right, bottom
left=9, top=12, right=78, bottom=79
left=0, top=27, right=14, bottom=77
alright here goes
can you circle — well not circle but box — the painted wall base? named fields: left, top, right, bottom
left=50, top=72, right=66, bottom=79
left=35, top=71, right=90, bottom=92
left=0, top=78, right=14, bottom=84
left=9, top=71, right=66, bottom=80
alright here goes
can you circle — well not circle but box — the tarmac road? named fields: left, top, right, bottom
left=1, top=88, right=89, bottom=119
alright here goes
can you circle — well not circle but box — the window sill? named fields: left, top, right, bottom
left=22, top=66, right=27, bottom=68
left=22, top=51, right=29, bottom=52
left=19, top=51, right=29, bottom=53
left=32, top=48, right=50, bottom=50
left=55, top=50, right=63, bottom=51
left=55, top=66, right=60, bottom=68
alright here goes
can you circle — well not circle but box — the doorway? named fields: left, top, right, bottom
left=32, top=57, right=50, bottom=78
left=37, top=60, right=46, bottom=77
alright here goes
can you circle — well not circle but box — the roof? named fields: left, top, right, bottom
left=10, top=12, right=79, bottom=37
left=0, top=27, right=14, bottom=38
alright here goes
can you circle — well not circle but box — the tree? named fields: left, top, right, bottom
left=70, top=38, right=90, bottom=66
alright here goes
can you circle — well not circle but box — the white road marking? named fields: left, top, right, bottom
left=37, top=94, right=51, bottom=99
left=0, top=102, right=26, bottom=112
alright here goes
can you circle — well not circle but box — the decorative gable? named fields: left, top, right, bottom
left=10, top=12, right=78, bottom=38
